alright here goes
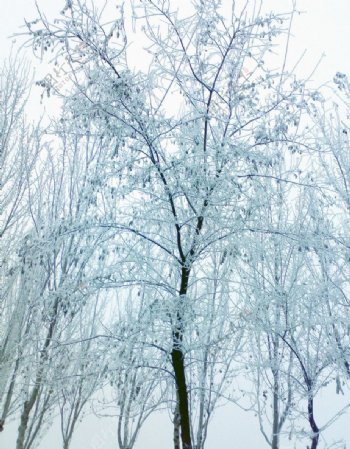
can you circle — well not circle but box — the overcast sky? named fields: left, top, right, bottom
left=1, top=1, right=350, bottom=449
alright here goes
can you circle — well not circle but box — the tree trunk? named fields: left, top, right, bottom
left=0, top=356, right=20, bottom=430
left=271, top=338, right=280, bottom=449
left=16, top=397, right=35, bottom=449
left=173, top=394, right=181, bottom=449
left=171, top=266, right=192, bottom=449
left=307, top=392, right=319, bottom=449
left=16, top=299, right=58, bottom=449
left=271, top=373, right=279, bottom=449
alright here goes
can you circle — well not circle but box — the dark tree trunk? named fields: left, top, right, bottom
left=271, top=336, right=280, bottom=449
left=173, top=393, right=181, bottom=449
left=171, top=266, right=192, bottom=449
left=16, top=403, right=28, bottom=449
left=307, top=392, right=319, bottom=449
left=271, top=371, right=279, bottom=449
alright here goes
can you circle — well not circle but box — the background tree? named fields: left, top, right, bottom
left=57, top=295, right=108, bottom=449
left=0, top=56, right=42, bottom=430
left=10, top=113, right=113, bottom=449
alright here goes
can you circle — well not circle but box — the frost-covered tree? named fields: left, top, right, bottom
left=310, top=75, right=350, bottom=385
left=57, top=295, right=108, bottom=449
left=0, top=56, right=42, bottom=430
left=10, top=116, right=114, bottom=449
left=24, top=1, right=316, bottom=448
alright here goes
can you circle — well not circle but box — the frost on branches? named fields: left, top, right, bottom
left=0, top=1, right=349, bottom=449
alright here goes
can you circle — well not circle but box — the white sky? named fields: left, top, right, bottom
left=1, top=1, right=350, bottom=448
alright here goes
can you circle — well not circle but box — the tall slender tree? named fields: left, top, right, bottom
left=25, top=2, right=313, bottom=448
